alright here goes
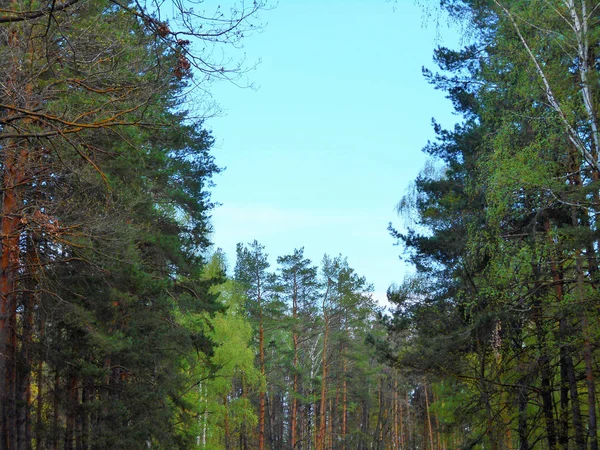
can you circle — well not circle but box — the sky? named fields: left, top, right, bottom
left=203, top=0, right=461, bottom=306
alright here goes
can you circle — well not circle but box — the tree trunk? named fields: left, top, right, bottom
left=424, top=383, right=434, bottom=450
left=328, top=397, right=334, bottom=450
left=257, top=275, right=265, bottom=450
left=406, top=392, right=411, bottom=448
left=479, top=346, right=499, bottom=450
left=65, top=374, right=78, bottom=450
left=582, top=314, right=598, bottom=450
left=538, top=353, right=557, bottom=450
left=558, top=344, right=569, bottom=450
left=342, top=355, right=347, bottom=450
left=398, top=386, right=404, bottom=450
left=574, top=242, right=598, bottom=450
left=16, top=286, right=34, bottom=450
left=392, top=379, right=398, bottom=450
left=16, top=232, right=39, bottom=450
left=517, top=379, right=529, bottom=450
left=79, top=377, right=90, bottom=450
left=530, top=259, right=557, bottom=450
left=316, top=311, right=329, bottom=450
left=544, top=218, right=569, bottom=450
left=291, top=273, right=298, bottom=450
left=565, top=345, right=585, bottom=448
left=223, top=395, right=230, bottom=450
left=35, top=318, right=45, bottom=450
left=53, top=371, right=60, bottom=450
left=0, top=142, right=25, bottom=450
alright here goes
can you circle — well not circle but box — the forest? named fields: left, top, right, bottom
left=1, top=0, right=600, bottom=449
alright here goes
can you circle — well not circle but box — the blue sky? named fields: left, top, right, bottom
left=205, top=0, right=460, bottom=305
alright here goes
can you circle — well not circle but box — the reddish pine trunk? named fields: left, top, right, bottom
left=0, top=143, right=25, bottom=450
left=316, top=312, right=328, bottom=450
left=291, top=274, right=298, bottom=450
left=424, top=383, right=434, bottom=450
left=341, top=355, right=347, bottom=450
left=291, top=357, right=298, bottom=450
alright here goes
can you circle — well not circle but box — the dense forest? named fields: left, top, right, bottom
left=1, top=0, right=600, bottom=449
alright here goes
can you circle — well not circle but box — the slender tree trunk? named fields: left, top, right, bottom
left=479, top=343, right=499, bottom=450
left=434, top=390, right=442, bottom=450
left=239, top=374, right=248, bottom=450
left=568, top=155, right=600, bottom=450
left=424, top=383, right=434, bottom=450
left=0, top=142, right=25, bottom=450
left=257, top=271, right=266, bottom=450
left=406, top=392, right=411, bottom=448
left=566, top=347, right=585, bottom=448
left=559, top=345, right=570, bottom=450
left=79, top=377, right=90, bottom=450
left=328, top=397, right=334, bottom=450
left=538, top=352, right=557, bottom=449
left=565, top=131, right=599, bottom=450
left=17, top=232, right=39, bottom=450
left=316, top=280, right=332, bottom=450
left=393, top=379, right=398, bottom=450
left=360, top=397, right=369, bottom=450
left=6, top=303, right=18, bottom=450
left=313, top=401, right=318, bottom=450
left=65, top=374, right=78, bottom=450
left=16, top=286, right=34, bottom=450
left=257, top=316, right=265, bottom=449
left=342, top=355, right=347, bottom=450
left=53, top=371, right=60, bottom=450
left=374, top=377, right=384, bottom=450
left=291, top=366, right=298, bottom=449
left=223, top=395, right=230, bottom=450
left=291, top=274, right=299, bottom=450
left=517, top=379, right=529, bottom=450
left=316, top=311, right=329, bottom=450
left=530, top=261, right=558, bottom=450
left=399, top=387, right=404, bottom=450
left=574, top=241, right=598, bottom=450
left=582, top=313, right=598, bottom=450
left=35, top=318, right=45, bottom=450
left=544, top=218, right=570, bottom=450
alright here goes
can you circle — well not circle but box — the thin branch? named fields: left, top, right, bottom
left=0, top=0, right=80, bottom=24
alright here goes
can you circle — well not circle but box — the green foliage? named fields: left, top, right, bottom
left=388, top=1, right=600, bottom=449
